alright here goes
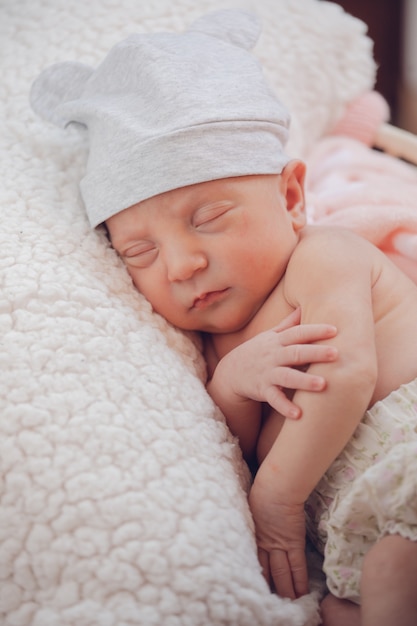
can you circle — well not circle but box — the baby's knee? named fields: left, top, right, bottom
left=362, top=534, right=417, bottom=590
left=320, top=593, right=360, bottom=626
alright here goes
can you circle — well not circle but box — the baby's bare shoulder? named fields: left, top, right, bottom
left=299, top=225, right=368, bottom=248
left=294, top=225, right=375, bottom=265
left=290, top=226, right=413, bottom=303
left=285, top=226, right=383, bottom=304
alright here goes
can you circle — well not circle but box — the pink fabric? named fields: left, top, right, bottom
left=305, top=135, right=417, bottom=285
left=330, top=91, right=390, bottom=146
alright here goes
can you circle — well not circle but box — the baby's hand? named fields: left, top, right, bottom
left=217, top=308, right=338, bottom=420
left=249, top=469, right=308, bottom=599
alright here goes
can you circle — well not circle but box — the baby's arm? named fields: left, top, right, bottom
left=251, top=231, right=379, bottom=598
left=207, top=308, right=338, bottom=461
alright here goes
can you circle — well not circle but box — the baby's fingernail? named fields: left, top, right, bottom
left=289, top=408, right=301, bottom=419
left=312, top=377, right=325, bottom=390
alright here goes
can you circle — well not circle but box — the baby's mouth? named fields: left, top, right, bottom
left=193, top=288, right=229, bottom=310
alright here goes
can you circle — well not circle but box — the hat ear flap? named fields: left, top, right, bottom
left=188, top=9, right=261, bottom=51
left=30, top=61, right=93, bottom=128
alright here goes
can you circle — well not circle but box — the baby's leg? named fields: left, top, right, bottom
left=361, top=534, right=417, bottom=626
left=320, top=593, right=360, bottom=626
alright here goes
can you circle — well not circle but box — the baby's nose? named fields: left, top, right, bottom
left=166, top=243, right=208, bottom=282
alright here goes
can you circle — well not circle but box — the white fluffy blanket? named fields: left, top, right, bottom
left=1, top=1, right=375, bottom=624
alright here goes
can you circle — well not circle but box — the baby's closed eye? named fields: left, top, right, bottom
left=122, top=241, right=157, bottom=267
left=193, top=201, right=234, bottom=229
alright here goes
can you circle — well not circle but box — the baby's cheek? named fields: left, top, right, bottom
left=125, top=267, right=142, bottom=292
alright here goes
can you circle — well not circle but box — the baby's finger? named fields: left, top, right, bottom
left=272, top=366, right=328, bottom=392
left=282, top=343, right=338, bottom=367
left=265, top=367, right=331, bottom=419
left=264, top=386, right=302, bottom=419
left=257, top=546, right=272, bottom=589
left=272, top=307, right=301, bottom=332
left=269, top=549, right=297, bottom=600
left=288, top=548, right=309, bottom=598
left=273, top=322, right=337, bottom=346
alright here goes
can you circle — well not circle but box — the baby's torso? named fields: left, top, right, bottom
left=366, top=245, right=417, bottom=404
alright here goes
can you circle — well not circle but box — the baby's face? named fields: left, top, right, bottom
left=106, top=173, right=304, bottom=333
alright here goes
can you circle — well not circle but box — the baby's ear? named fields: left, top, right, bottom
left=30, top=61, right=93, bottom=128
left=188, top=9, right=261, bottom=51
left=281, top=160, right=306, bottom=227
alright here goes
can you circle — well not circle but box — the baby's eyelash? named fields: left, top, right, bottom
left=123, top=242, right=155, bottom=257
left=193, top=202, right=233, bottom=227
left=121, top=242, right=158, bottom=268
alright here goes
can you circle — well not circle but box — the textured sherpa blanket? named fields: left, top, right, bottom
left=1, top=1, right=375, bottom=624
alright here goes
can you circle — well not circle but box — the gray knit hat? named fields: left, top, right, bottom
left=30, top=10, right=291, bottom=228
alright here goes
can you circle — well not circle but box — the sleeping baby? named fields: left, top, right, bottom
left=30, top=10, right=417, bottom=626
